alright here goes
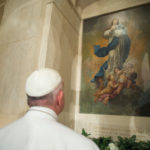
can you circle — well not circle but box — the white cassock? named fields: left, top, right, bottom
left=0, top=106, right=99, bottom=150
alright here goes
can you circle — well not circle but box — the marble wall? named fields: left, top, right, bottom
left=0, top=0, right=81, bottom=129
left=82, top=0, right=150, bottom=19
left=0, top=1, right=5, bottom=24
left=45, top=1, right=80, bottom=128
left=0, top=0, right=47, bottom=127
left=75, top=0, right=150, bottom=140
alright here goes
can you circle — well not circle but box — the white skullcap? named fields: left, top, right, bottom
left=25, top=68, right=62, bottom=97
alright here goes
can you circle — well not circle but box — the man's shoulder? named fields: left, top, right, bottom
left=54, top=122, right=99, bottom=150
left=0, top=117, right=28, bottom=142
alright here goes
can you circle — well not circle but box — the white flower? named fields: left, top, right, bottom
left=109, top=143, right=118, bottom=150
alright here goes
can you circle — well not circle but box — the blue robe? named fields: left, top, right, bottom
left=91, top=37, right=119, bottom=82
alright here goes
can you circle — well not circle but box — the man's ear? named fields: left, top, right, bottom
left=57, top=90, right=63, bottom=105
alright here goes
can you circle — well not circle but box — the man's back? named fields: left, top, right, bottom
left=0, top=107, right=99, bottom=150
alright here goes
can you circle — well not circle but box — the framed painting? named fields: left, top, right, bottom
left=80, top=4, right=150, bottom=117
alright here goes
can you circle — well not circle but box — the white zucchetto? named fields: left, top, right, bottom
left=25, top=68, right=62, bottom=97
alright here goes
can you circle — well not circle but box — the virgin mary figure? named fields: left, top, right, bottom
left=91, top=18, right=131, bottom=84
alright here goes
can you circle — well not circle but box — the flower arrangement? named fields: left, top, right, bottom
left=82, top=129, right=150, bottom=150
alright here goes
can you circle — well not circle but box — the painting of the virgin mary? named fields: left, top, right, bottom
left=80, top=4, right=150, bottom=116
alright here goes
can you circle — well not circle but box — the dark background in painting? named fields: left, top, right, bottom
left=80, top=4, right=150, bottom=116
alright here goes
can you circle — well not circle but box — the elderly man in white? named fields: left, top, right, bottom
left=0, top=68, right=99, bottom=150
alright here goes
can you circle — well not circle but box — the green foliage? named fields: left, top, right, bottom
left=82, top=128, right=91, bottom=137
left=117, top=135, right=137, bottom=150
left=81, top=128, right=150, bottom=150
left=82, top=129, right=112, bottom=150
left=116, top=135, right=150, bottom=150
left=92, top=137, right=112, bottom=150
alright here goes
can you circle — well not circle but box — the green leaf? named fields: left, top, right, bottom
left=81, top=128, right=91, bottom=137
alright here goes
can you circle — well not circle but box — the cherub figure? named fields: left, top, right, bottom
left=94, top=74, right=118, bottom=104
left=113, top=68, right=127, bottom=95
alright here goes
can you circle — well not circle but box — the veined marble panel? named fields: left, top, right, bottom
left=75, top=113, right=150, bottom=141
left=45, top=4, right=80, bottom=128
left=0, top=0, right=45, bottom=44
left=82, top=0, right=150, bottom=19
left=0, top=37, right=40, bottom=118
left=54, top=0, right=81, bottom=33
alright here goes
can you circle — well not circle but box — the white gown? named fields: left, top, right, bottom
left=0, top=106, right=99, bottom=150
left=104, top=24, right=130, bottom=77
